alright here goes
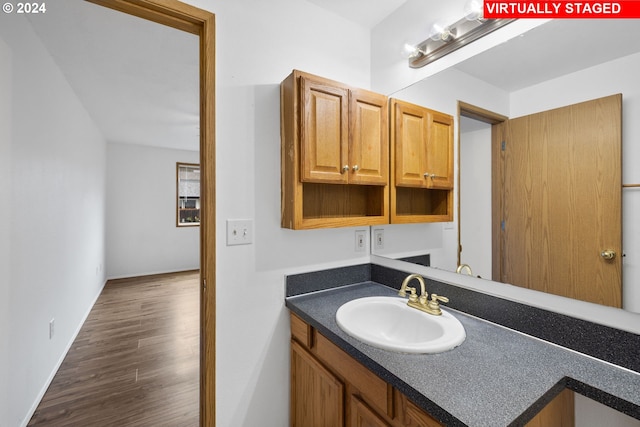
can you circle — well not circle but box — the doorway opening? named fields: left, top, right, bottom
left=457, top=102, right=506, bottom=280
left=84, top=1, right=216, bottom=425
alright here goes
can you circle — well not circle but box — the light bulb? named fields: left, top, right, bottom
left=464, top=0, right=484, bottom=21
left=402, top=43, right=422, bottom=59
left=430, top=22, right=454, bottom=42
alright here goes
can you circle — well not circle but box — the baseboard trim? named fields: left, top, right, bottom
left=106, top=268, right=200, bottom=282
left=21, top=277, right=108, bottom=427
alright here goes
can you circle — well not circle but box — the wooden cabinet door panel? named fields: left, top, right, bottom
left=291, top=340, right=344, bottom=427
left=300, top=77, right=349, bottom=184
left=350, top=395, right=391, bottom=427
left=393, top=99, right=429, bottom=188
left=349, top=89, right=389, bottom=186
left=425, top=111, right=453, bottom=189
left=395, top=391, right=442, bottom=427
left=315, top=332, right=392, bottom=417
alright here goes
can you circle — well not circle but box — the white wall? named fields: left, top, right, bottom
left=0, top=16, right=107, bottom=427
left=106, top=142, right=199, bottom=279
left=576, top=394, right=640, bottom=427
left=460, top=121, right=492, bottom=279
left=180, top=0, right=373, bottom=426
left=0, top=36, right=12, bottom=427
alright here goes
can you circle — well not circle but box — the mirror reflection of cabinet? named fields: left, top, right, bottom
left=390, top=99, right=453, bottom=224
left=281, top=70, right=389, bottom=230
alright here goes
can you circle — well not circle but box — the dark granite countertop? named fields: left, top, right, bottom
left=286, top=281, right=640, bottom=427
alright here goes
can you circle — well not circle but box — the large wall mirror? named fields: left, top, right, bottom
left=373, top=19, right=640, bottom=318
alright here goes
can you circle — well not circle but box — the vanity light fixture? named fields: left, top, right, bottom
left=406, top=1, right=514, bottom=68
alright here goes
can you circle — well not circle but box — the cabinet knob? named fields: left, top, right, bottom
left=352, top=165, right=359, bottom=172
left=341, top=165, right=349, bottom=174
left=423, top=172, right=434, bottom=179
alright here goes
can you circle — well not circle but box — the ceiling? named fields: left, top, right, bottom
left=454, top=19, right=640, bottom=92
left=26, top=0, right=200, bottom=151
left=307, top=0, right=407, bottom=28
left=23, top=3, right=640, bottom=152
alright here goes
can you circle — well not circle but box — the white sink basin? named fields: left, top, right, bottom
left=336, top=296, right=466, bottom=354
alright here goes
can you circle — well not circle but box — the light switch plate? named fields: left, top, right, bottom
left=226, top=219, right=253, bottom=246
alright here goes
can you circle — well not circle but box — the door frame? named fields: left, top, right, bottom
left=456, top=101, right=507, bottom=274
left=85, top=1, right=216, bottom=425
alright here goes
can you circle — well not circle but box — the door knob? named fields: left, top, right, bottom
left=601, top=250, right=616, bottom=260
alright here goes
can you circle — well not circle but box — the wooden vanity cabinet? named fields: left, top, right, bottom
left=390, top=98, right=454, bottom=223
left=290, top=312, right=573, bottom=427
left=281, top=70, right=389, bottom=230
left=290, top=313, right=441, bottom=427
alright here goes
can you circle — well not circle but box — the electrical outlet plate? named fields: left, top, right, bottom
left=355, top=230, right=367, bottom=252
left=226, top=219, right=254, bottom=246
left=373, top=229, right=384, bottom=250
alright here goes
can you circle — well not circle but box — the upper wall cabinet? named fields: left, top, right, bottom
left=281, top=70, right=389, bottom=230
left=390, top=98, right=454, bottom=224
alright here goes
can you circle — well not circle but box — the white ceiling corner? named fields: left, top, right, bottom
left=26, top=0, right=200, bottom=152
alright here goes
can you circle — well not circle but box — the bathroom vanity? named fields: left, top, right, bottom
left=285, top=264, right=640, bottom=426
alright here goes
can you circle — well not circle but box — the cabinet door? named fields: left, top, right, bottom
left=395, top=391, right=442, bottom=427
left=524, top=389, right=574, bottom=427
left=291, top=340, right=345, bottom=427
left=350, top=395, right=390, bottom=427
left=392, top=99, right=429, bottom=188
left=300, top=76, right=349, bottom=184
left=424, top=110, right=453, bottom=189
left=349, top=89, right=389, bottom=186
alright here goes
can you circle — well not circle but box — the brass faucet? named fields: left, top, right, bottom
left=398, top=273, right=449, bottom=316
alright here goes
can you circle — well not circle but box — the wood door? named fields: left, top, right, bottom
left=392, top=99, right=430, bottom=188
left=300, top=76, right=349, bottom=184
left=349, top=89, right=389, bottom=186
left=425, top=110, right=453, bottom=190
left=291, top=340, right=345, bottom=427
left=496, top=94, right=622, bottom=307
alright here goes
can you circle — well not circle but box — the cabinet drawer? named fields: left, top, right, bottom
left=290, top=312, right=313, bottom=348
left=315, top=331, right=393, bottom=418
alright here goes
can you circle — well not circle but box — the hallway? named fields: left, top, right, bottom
left=28, top=271, right=200, bottom=426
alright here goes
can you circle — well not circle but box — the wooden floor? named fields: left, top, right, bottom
left=28, top=271, right=200, bottom=427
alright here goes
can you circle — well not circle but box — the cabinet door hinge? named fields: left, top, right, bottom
left=203, top=278, right=207, bottom=291
left=501, top=220, right=506, bottom=231
left=501, top=140, right=506, bottom=151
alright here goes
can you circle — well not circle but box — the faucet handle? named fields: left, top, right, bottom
left=427, top=294, right=449, bottom=315
left=398, top=286, right=418, bottom=301
left=430, top=294, right=449, bottom=304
